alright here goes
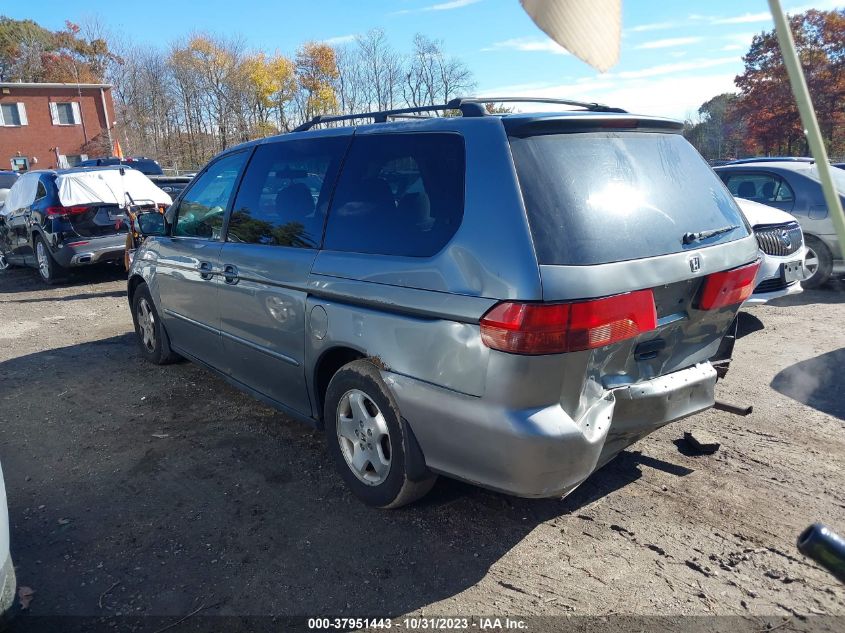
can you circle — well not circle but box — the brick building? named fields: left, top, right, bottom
left=0, top=82, right=116, bottom=172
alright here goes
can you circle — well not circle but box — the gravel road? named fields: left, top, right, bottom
left=0, top=265, right=843, bottom=631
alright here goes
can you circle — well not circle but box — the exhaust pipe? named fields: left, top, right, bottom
left=71, top=253, right=94, bottom=265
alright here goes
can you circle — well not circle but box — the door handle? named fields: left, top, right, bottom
left=222, top=264, right=239, bottom=285
left=198, top=261, right=214, bottom=280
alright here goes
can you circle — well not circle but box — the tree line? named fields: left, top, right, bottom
left=0, top=17, right=475, bottom=170
left=684, top=9, right=844, bottom=161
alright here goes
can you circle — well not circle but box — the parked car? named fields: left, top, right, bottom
left=148, top=175, right=194, bottom=198
left=734, top=198, right=805, bottom=304
left=127, top=98, right=759, bottom=508
left=0, top=171, right=18, bottom=208
left=76, top=156, right=164, bottom=176
left=715, top=161, right=845, bottom=288
left=726, top=157, right=815, bottom=165
left=0, top=460, right=14, bottom=625
left=0, top=166, right=171, bottom=281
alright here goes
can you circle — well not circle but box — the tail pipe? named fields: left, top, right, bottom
left=797, top=523, right=845, bottom=584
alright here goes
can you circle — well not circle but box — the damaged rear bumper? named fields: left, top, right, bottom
left=385, top=362, right=717, bottom=498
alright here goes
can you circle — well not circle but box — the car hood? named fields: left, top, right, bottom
left=735, top=197, right=796, bottom=228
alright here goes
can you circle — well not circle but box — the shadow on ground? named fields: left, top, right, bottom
left=771, top=348, right=845, bottom=420
left=0, top=265, right=125, bottom=294
left=768, top=278, right=845, bottom=307
left=0, top=335, right=695, bottom=624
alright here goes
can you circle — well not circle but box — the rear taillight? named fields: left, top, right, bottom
left=697, top=260, right=761, bottom=310
left=480, top=290, right=657, bottom=355
left=46, top=205, right=92, bottom=218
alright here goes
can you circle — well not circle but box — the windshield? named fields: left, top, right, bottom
left=509, top=131, right=750, bottom=266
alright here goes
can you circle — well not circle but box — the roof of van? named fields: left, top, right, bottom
left=221, top=110, right=684, bottom=157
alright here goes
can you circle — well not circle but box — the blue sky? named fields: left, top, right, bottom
left=8, top=0, right=844, bottom=119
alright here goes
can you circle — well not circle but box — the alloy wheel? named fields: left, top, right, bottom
left=804, top=247, right=819, bottom=277
left=0, top=253, right=8, bottom=271
left=336, top=389, right=392, bottom=486
left=36, top=241, right=49, bottom=279
left=137, top=298, right=157, bottom=353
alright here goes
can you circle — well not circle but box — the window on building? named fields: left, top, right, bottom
left=0, top=103, right=27, bottom=126
left=50, top=102, right=81, bottom=126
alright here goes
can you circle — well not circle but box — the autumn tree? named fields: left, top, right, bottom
left=734, top=8, right=845, bottom=156
left=293, top=42, right=339, bottom=121
left=683, top=93, right=745, bottom=160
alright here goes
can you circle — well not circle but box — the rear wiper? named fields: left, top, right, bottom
left=682, top=225, right=739, bottom=245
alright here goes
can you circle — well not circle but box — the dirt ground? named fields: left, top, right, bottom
left=0, top=264, right=843, bottom=630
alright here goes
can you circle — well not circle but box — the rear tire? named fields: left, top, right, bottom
left=324, top=360, right=436, bottom=508
left=802, top=236, right=832, bottom=289
left=131, top=283, right=180, bottom=365
left=34, top=236, right=64, bottom=285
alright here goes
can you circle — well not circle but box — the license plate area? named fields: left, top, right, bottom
left=783, top=259, right=803, bottom=283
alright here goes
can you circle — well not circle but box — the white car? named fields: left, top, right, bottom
left=0, top=461, right=14, bottom=623
left=735, top=198, right=806, bottom=304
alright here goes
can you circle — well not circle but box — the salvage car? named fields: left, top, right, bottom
left=735, top=198, right=805, bottom=304
left=715, top=161, right=845, bottom=288
left=127, top=97, right=760, bottom=508
left=0, top=167, right=171, bottom=282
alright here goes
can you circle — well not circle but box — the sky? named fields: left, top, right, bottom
left=7, top=0, right=844, bottom=120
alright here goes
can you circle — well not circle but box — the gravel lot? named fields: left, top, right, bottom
left=0, top=265, right=843, bottom=630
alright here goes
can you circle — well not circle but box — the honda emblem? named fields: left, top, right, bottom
left=689, top=255, right=701, bottom=273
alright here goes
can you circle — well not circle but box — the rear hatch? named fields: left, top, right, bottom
left=504, top=117, right=759, bottom=390
left=63, top=204, right=129, bottom=238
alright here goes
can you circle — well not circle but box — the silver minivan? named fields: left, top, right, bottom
left=128, top=98, right=759, bottom=508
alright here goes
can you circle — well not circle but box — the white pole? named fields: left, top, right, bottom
left=767, top=0, right=845, bottom=261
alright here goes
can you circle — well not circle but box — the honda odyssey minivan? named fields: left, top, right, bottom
left=127, top=97, right=760, bottom=508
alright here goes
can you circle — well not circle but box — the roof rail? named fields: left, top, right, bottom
left=291, top=96, right=626, bottom=132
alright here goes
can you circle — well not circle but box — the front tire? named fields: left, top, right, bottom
left=131, top=283, right=180, bottom=365
left=324, top=360, right=436, bottom=508
left=35, top=236, right=63, bottom=284
left=802, top=236, right=833, bottom=289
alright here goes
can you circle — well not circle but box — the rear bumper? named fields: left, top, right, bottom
left=53, top=234, right=126, bottom=267
left=386, top=362, right=717, bottom=498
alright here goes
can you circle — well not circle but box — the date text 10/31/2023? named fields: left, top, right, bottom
left=307, top=617, right=527, bottom=630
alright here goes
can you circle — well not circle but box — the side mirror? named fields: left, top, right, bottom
left=136, top=212, right=168, bottom=236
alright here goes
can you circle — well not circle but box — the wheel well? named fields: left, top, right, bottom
left=314, top=347, right=366, bottom=423
left=127, top=275, right=145, bottom=305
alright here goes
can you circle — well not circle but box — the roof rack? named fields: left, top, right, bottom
left=292, top=96, right=626, bottom=132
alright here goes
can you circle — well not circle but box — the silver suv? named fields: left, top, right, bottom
left=128, top=98, right=759, bottom=508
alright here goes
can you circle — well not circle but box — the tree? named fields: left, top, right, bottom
left=734, top=9, right=845, bottom=156
left=403, top=34, right=475, bottom=110
left=293, top=42, right=339, bottom=121
left=683, top=93, right=744, bottom=160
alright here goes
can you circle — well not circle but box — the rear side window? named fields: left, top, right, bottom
left=723, top=172, right=794, bottom=204
left=509, top=132, right=749, bottom=266
left=227, top=137, right=347, bottom=248
left=323, top=133, right=464, bottom=257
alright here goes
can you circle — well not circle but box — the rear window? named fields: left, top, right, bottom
left=509, top=131, right=749, bottom=266
left=0, top=174, right=17, bottom=189
left=323, top=133, right=464, bottom=257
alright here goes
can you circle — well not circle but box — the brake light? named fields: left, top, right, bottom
left=480, top=290, right=657, bottom=355
left=46, top=205, right=92, bottom=218
left=697, top=260, right=761, bottom=310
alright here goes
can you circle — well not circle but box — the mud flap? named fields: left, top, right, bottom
left=401, top=417, right=430, bottom=482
